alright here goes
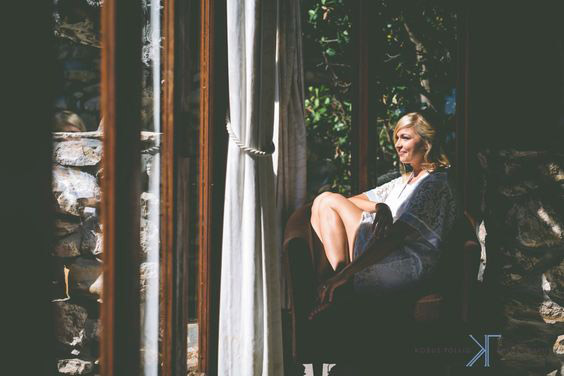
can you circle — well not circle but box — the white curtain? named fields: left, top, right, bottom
left=273, top=0, right=308, bottom=309
left=274, top=0, right=307, bottom=220
left=219, top=0, right=284, bottom=375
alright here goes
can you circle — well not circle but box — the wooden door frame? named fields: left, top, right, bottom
left=351, top=0, right=372, bottom=194
left=198, top=0, right=228, bottom=374
left=455, top=3, right=471, bottom=214
left=100, top=0, right=180, bottom=374
left=161, top=0, right=178, bottom=374
left=353, top=1, right=470, bottom=198
left=100, top=0, right=143, bottom=374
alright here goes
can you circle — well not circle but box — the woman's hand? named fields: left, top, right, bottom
left=308, top=272, right=350, bottom=320
left=370, top=203, right=393, bottom=240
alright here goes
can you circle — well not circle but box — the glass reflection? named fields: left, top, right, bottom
left=139, top=0, right=162, bottom=374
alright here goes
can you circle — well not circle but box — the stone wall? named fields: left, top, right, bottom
left=479, top=149, right=564, bottom=375
left=51, top=131, right=160, bottom=375
left=51, top=131, right=103, bottom=375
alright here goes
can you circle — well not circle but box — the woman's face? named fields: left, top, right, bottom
left=395, top=125, right=427, bottom=166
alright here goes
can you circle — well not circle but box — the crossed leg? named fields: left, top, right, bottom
left=310, top=192, right=363, bottom=272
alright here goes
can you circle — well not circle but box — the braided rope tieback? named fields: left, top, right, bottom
left=141, top=145, right=161, bottom=155
left=226, top=122, right=275, bottom=157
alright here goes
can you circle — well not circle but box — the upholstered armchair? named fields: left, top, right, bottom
left=282, top=203, right=482, bottom=375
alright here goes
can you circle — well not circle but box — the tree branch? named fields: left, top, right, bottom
left=403, top=17, right=437, bottom=111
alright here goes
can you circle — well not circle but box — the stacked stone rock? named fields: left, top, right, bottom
left=479, top=149, right=564, bottom=376
left=52, top=131, right=103, bottom=375
left=54, top=0, right=159, bottom=132
left=55, top=38, right=101, bottom=131
left=51, top=131, right=160, bottom=375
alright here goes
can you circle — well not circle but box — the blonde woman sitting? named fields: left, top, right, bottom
left=309, top=112, right=456, bottom=318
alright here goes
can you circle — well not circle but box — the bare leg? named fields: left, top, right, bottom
left=311, top=193, right=363, bottom=271
left=311, top=191, right=332, bottom=243
left=309, top=193, right=363, bottom=319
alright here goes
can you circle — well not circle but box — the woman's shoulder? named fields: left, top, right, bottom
left=420, top=168, right=454, bottom=192
left=425, top=167, right=450, bottom=181
left=363, top=173, right=403, bottom=201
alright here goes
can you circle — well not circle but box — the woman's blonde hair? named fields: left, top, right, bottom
left=393, top=112, right=450, bottom=174
left=54, top=110, right=87, bottom=132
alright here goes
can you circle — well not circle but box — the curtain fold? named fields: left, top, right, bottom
left=275, top=0, right=307, bottom=221
left=219, top=0, right=284, bottom=374
left=274, top=0, right=308, bottom=310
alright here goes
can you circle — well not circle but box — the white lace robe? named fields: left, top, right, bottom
left=353, top=170, right=457, bottom=295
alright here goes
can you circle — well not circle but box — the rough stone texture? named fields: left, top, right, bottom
left=83, top=96, right=100, bottom=112
left=81, top=215, right=102, bottom=256
left=55, top=15, right=100, bottom=48
left=57, top=358, right=93, bottom=375
left=53, top=302, right=88, bottom=347
left=140, top=262, right=158, bottom=298
left=187, top=323, right=199, bottom=373
left=50, top=13, right=154, bottom=371
left=84, top=319, right=100, bottom=344
left=506, top=201, right=563, bottom=248
left=545, top=259, right=564, bottom=300
left=54, top=231, right=83, bottom=258
left=56, top=219, right=81, bottom=238
left=140, top=192, right=159, bottom=256
left=140, top=191, right=158, bottom=219
left=89, top=273, right=103, bottom=298
left=54, top=139, right=102, bottom=167
left=540, top=300, right=564, bottom=324
left=68, top=257, right=102, bottom=298
left=140, top=218, right=159, bottom=257
left=52, top=132, right=102, bottom=141
left=51, top=123, right=161, bottom=370
left=480, top=149, right=564, bottom=375
left=187, top=346, right=199, bottom=371
left=53, top=166, right=100, bottom=217
left=51, top=260, right=70, bottom=300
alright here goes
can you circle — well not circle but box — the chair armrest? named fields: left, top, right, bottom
left=461, top=238, right=481, bottom=322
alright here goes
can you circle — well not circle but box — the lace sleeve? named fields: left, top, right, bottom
left=396, top=172, right=457, bottom=249
left=363, top=176, right=403, bottom=203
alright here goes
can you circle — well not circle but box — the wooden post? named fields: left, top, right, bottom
left=161, top=0, right=178, bottom=374
left=455, top=3, right=471, bottom=215
left=100, top=0, right=143, bottom=374
left=199, top=0, right=228, bottom=374
left=351, top=0, right=380, bottom=193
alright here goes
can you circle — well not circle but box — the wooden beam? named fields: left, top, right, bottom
left=455, top=3, right=470, bottom=214
left=161, top=0, right=177, bottom=374
left=351, top=0, right=377, bottom=193
left=173, top=1, right=200, bottom=375
left=199, top=0, right=228, bottom=373
left=198, top=0, right=214, bottom=371
left=100, top=0, right=143, bottom=375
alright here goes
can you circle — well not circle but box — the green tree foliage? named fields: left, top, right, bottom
left=373, top=1, right=458, bottom=180
left=303, top=0, right=353, bottom=196
left=302, top=0, right=458, bottom=196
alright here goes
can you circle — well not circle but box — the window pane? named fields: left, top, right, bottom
left=188, top=52, right=200, bottom=376
left=179, top=1, right=201, bottom=372
left=139, top=0, right=162, bottom=374
left=370, top=2, right=458, bottom=184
